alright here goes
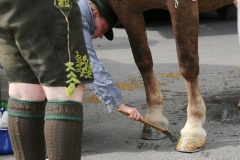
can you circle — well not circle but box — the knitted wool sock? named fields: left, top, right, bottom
left=7, top=98, right=46, bottom=160
left=44, top=100, right=83, bottom=160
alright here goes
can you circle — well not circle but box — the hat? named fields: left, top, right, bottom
left=91, top=0, right=118, bottom=41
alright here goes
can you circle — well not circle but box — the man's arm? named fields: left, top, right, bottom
left=81, top=17, right=142, bottom=120
left=82, top=18, right=123, bottom=112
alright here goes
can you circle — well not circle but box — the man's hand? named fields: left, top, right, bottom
left=117, top=103, right=143, bottom=121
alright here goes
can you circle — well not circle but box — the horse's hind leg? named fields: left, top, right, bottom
left=167, top=0, right=206, bottom=152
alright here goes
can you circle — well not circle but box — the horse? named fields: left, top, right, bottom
left=108, top=0, right=238, bottom=153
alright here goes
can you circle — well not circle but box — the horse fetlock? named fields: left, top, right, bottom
left=141, top=112, right=169, bottom=140
left=145, top=107, right=168, bottom=121
left=181, top=121, right=207, bottom=138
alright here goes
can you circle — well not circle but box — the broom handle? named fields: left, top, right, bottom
left=118, top=109, right=168, bottom=133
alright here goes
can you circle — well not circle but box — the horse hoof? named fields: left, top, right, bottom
left=140, top=124, right=167, bottom=140
left=176, top=136, right=205, bottom=153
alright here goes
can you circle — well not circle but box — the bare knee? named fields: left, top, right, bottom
left=43, top=84, right=84, bottom=102
left=9, top=83, right=45, bottom=101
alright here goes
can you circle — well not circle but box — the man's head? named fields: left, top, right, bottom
left=90, top=0, right=118, bottom=40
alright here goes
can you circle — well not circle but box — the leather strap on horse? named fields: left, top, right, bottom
left=174, top=0, right=197, bottom=9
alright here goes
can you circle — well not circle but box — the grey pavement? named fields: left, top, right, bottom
left=1, top=11, right=240, bottom=160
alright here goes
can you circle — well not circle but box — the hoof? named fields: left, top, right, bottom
left=176, top=136, right=205, bottom=153
left=141, top=123, right=168, bottom=140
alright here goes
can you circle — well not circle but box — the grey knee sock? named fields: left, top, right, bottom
left=44, top=100, right=83, bottom=160
left=7, top=98, right=46, bottom=160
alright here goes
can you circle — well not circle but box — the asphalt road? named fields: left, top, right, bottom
left=1, top=11, right=240, bottom=160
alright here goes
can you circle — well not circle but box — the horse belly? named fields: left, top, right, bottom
left=120, top=0, right=168, bottom=11
left=119, top=0, right=233, bottom=12
left=198, top=0, right=233, bottom=12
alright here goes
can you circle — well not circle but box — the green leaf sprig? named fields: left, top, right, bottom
left=65, top=61, right=80, bottom=96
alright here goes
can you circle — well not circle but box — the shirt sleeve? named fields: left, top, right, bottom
left=81, top=17, right=123, bottom=112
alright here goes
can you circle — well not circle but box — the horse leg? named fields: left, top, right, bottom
left=109, top=2, right=169, bottom=139
left=166, top=0, right=206, bottom=152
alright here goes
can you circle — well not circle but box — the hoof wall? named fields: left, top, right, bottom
left=176, top=137, right=205, bottom=153
left=141, top=124, right=167, bottom=140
